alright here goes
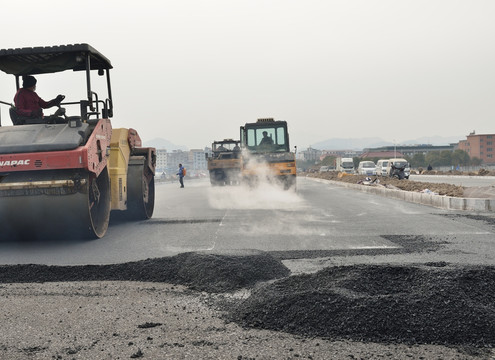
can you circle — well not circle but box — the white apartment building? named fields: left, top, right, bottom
left=155, top=149, right=168, bottom=174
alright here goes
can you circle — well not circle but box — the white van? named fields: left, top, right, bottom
left=357, top=161, right=376, bottom=175
left=375, top=159, right=389, bottom=176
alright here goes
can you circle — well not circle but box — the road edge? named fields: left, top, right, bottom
left=308, top=177, right=495, bottom=212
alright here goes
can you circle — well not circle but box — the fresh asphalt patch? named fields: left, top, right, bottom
left=439, top=213, right=495, bottom=227
left=1, top=250, right=494, bottom=351
left=227, top=263, right=495, bottom=350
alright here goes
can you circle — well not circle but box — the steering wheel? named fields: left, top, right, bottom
left=46, top=98, right=67, bottom=124
left=50, top=95, right=67, bottom=118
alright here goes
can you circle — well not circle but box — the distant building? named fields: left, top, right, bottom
left=361, top=151, right=404, bottom=159
left=155, top=149, right=168, bottom=173
left=458, top=131, right=495, bottom=164
left=363, top=144, right=455, bottom=157
left=319, top=149, right=362, bottom=160
left=205, top=147, right=212, bottom=158
left=299, top=147, right=364, bottom=162
left=167, top=150, right=190, bottom=173
left=299, top=147, right=322, bottom=162
left=189, top=148, right=208, bottom=172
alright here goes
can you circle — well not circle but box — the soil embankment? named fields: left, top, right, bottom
left=306, top=172, right=467, bottom=197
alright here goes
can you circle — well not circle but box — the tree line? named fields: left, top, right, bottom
left=355, top=150, right=481, bottom=168
left=405, top=150, right=481, bottom=168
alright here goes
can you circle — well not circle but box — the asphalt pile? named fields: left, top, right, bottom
left=229, top=263, right=495, bottom=348
left=0, top=252, right=289, bottom=293
left=2, top=253, right=495, bottom=350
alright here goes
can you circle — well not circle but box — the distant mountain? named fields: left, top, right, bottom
left=143, top=138, right=188, bottom=151
left=311, top=135, right=464, bottom=150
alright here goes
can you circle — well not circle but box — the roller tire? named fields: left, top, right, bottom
left=125, top=158, right=155, bottom=220
left=86, top=167, right=111, bottom=238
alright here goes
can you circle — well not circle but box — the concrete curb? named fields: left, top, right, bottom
left=308, top=177, right=495, bottom=212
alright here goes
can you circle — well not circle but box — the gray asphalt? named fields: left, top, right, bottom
left=0, top=177, right=494, bottom=268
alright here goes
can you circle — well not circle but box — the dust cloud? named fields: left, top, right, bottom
left=208, top=152, right=301, bottom=210
left=205, top=176, right=331, bottom=239
left=206, top=182, right=323, bottom=241
left=204, top=153, right=327, bottom=240
left=207, top=182, right=303, bottom=210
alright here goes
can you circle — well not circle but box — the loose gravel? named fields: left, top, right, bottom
left=1, top=252, right=494, bottom=359
left=0, top=252, right=290, bottom=293
left=228, top=263, right=495, bottom=348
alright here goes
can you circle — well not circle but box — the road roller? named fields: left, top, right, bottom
left=0, top=44, right=156, bottom=239
left=240, top=118, right=296, bottom=190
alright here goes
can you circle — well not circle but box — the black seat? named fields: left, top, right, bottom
left=9, top=107, right=44, bottom=125
left=9, top=107, right=23, bottom=125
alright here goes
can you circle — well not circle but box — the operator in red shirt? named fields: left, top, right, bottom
left=13, top=75, right=64, bottom=123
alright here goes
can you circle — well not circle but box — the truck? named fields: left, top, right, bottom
left=0, top=44, right=156, bottom=239
left=240, top=118, right=296, bottom=189
left=206, top=139, right=241, bottom=186
left=336, top=157, right=355, bottom=174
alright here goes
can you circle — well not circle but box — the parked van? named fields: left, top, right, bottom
left=376, top=159, right=389, bottom=176
left=386, top=158, right=410, bottom=179
left=357, top=161, right=376, bottom=175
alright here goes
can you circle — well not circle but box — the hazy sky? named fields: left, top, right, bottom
left=1, top=1, right=494, bottom=149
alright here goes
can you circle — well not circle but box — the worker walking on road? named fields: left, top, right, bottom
left=177, top=163, right=185, bottom=188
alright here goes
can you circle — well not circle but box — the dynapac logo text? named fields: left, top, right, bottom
left=0, top=159, right=31, bottom=166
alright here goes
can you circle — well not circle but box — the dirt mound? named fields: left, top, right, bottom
left=308, top=172, right=465, bottom=197
left=229, top=264, right=495, bottom=347
left=420, top=169, right=495, bottom=176
left=0, top=252, right=290, bottom=293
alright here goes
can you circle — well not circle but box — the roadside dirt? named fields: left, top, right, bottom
left=306, top=172, right=469, bottom=197
left=421, top=169, right=495, bottom=176
left=0, top=252, right=494, bottom=359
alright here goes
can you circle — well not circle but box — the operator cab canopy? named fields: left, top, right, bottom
left=0, top=44, right=112, bottom=75
left=0, top=44, right=114, bottom=123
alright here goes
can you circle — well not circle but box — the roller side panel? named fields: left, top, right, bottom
left=0, top=119, right=112, bottom=176
left=0, top=119, right=113, bottom=239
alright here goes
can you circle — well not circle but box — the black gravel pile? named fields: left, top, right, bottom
left=0, top=252, right=289, bottom=292
left=229, top=263, right=495, bottom=347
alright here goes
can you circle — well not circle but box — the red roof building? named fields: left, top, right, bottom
left=360, top=151, right=404, bottom=159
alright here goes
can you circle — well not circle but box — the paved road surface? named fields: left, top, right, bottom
left=1, top=177, right=495, bottom=359
left=1, top=177, right=494, bottom=269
